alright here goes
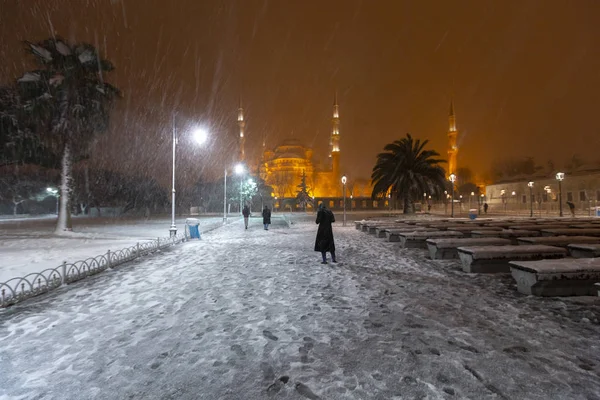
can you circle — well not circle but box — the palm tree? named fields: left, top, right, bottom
left=371, top=134, right=446, bottom=214
left=16, top=37, right=121, bottom=232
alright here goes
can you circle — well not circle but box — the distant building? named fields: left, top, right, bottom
left=485, top=165, right=600, bottom=213
left=256, top=95, right=373, bottom=208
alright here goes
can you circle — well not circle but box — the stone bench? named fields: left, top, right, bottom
left=426, top=237, right=511, bottom=260
left=471, top=229, right=540, bottom=244
left=509, top=258, right=600, bottom=296
left=596, top=282, right=600, bottom=296
left=374, top=225, right=414, bottom=238
left=385, top=228, right=439, bottom=242
left=508, top=224, right=570, bottom=231
left=361, top=222, right=395, bottom=232
left=399, top=231, right=463, bottom=249
left=457, top=245, right=567, bottom=273
left=541, top=228, right=600, bottom=237
left=568, top=243, right=600, bottom=258
left=366, top=224, right=403, bottom=235
left=516, top=236, right=600, bottom=249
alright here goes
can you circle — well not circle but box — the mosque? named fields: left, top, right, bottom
left=234, top=96, right=460, bottom=210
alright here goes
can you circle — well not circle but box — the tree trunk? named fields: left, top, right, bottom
left=403, top=196, right=414, bottom=214
left=55, top=143, right=73, bottom=233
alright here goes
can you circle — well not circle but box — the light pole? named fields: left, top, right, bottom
left=512, top=191, right=516, bottom=215
left=470, top=191, right=474, bottom=210
left=46, top=187, right=59, bottom=215
left=235, top=163, right=245, bottom=214
left=449, top=173, right=456, bottom=217
left=528, top=181, right=534, bottom=217
left=556, top=172, right=565, bottom=217
left=341, top=175, right=347, bottom=226
left=223, top=168, right=227, bottom=224
left=479, top=193, right=484, bottom=214
left=169, top=117, right=208, bottom=237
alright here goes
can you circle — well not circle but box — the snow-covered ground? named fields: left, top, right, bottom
left=0, top=216, right=229, bottom=283
left=1, top=215, right=600, bottom=399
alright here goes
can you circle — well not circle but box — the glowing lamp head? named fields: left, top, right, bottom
left=471, top=192, right=475, bottom=196
left=512, top=191, right=516, bottom=196
left=234, top=163, right=245, bottom=175
left=192, top=128, right=208, bottom=145
left=341, top=175, right=347, bottom=185
left=556, top=172, right=565, bottom=181
left=449, top=173, right=456, bottom=183
left=528, top=181, right=534, bottom=188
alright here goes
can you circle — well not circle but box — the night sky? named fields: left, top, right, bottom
left=1, top=0, right=599, bottom=186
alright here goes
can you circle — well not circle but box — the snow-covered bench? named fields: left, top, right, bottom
left=541, top=228, right=600, bottom=237
left=385, top=228, right=438, bottom=242
left=426, top=237, right=511, bottom=260
left=568, top=243, right=600, bottom=258
left=457, top=245, right=567, bottom=273
left=516, top=236, right=600, bottom=248
left=374, top=225, right=413, bottom=238
left=509, top=258, right=600, bottom=296
left=471, top=229, right=540, bottom=244
left=507, top=224, right=570, bottom=231
left=399, top=231, right=463, bottom=249
left=366, top=224, right=401, bottom=235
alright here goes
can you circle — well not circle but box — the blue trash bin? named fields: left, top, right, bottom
left=186, top=218, right=201, bottom=239
left=468, top=209, right=477, bottom=220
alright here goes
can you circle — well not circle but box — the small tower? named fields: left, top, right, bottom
left=331, top=93, right=341, bottom=194
left=238, top=97, right=246, bottom=162
left=447, top=100, right=458, bottom=177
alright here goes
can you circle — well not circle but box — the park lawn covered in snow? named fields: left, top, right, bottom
left=1, top=215, right=600, bottom=399
left=0, top=216, right=228, bottom=283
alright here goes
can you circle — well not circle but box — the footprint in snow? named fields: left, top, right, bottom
left=263, top=330, right=279, bottom=341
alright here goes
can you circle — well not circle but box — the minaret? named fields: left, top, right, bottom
left=447, top=100, right=458, bottom=177
left=238, top=97, right=246, bottom=162
left=331, top=93, right=341, bottom=194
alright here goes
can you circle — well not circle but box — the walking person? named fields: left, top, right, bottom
left=566, top=201, right=575, bottom=217
left=483, top=202, right=489, bottom=214
left=314, top=203, right=337, bottom=264
left=242, top=205, right=250, bottom=229
left=262, top=205, right=271, bottom=230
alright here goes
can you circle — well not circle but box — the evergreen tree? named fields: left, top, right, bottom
left=15, top=37, right=121, bottom=232
left=295, top=170, right=313, bottom=211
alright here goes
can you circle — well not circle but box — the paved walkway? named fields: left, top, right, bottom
left=1, top=217, right=600, bottom=400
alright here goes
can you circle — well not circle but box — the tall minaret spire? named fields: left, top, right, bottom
left=447, top=100, right=458, bottom=177
left=331, top=92, right=341, bottom=194
left=238, top=96, right=246, bottom=162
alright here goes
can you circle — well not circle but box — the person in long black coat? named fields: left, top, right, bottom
left=262, top=206, right=272, bottom=230
left=314, top=203, right=337, bottom=264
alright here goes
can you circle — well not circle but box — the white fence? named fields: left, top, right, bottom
left=0, top=233, right=188, bottom=308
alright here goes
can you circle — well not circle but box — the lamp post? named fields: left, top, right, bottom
left=169, top=118, right=208, bottom=237
left=341, top=175, right=347, bottom=226
left=512, top=191, right=516, bottom=215
left=528, top=182, right=534, bottom=217
left=556, top=172, right=565, bottom=217
left=46, top=187, right=59, bottom=215
left=235, top=163, right=245, bottom=214
left=470, top=191, right=474, bottom=210
left=449, top=173, right=456, bottom=217
left=223, top=168, right=228, bottom=224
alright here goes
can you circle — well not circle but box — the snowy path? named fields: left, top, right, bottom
left=1, top=217, right=600, bottom=400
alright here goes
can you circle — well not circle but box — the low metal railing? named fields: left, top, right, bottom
left=0, top=233, right=187, bottom=308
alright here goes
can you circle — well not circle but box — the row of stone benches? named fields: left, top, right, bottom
left=356, top=219, right=600, bottom=297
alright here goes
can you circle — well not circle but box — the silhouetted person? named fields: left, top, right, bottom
left=483, top=203, right=489, bottom=214
left=315, top=203, right=336, bottom=264
left=262, top=206, right=271, bottom=230
left=567, top=201, right=575, bottom=217
left=242, top=205, right=250, bottom=229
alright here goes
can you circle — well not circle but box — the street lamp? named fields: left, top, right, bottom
left=46, top=187, right=59, bottom=215
left=556, top=172, right=565, bottom=217
left=528, top=182, right=534, bottom=217
left=169, top=117, right=209, bottom=237
left=449, top=173, right=456, bottom=217
left=235, top=163, right=245, bottom=214
left=341, top=175, right=347, bottom=226
left=470, top=191, right=474, bottom=210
